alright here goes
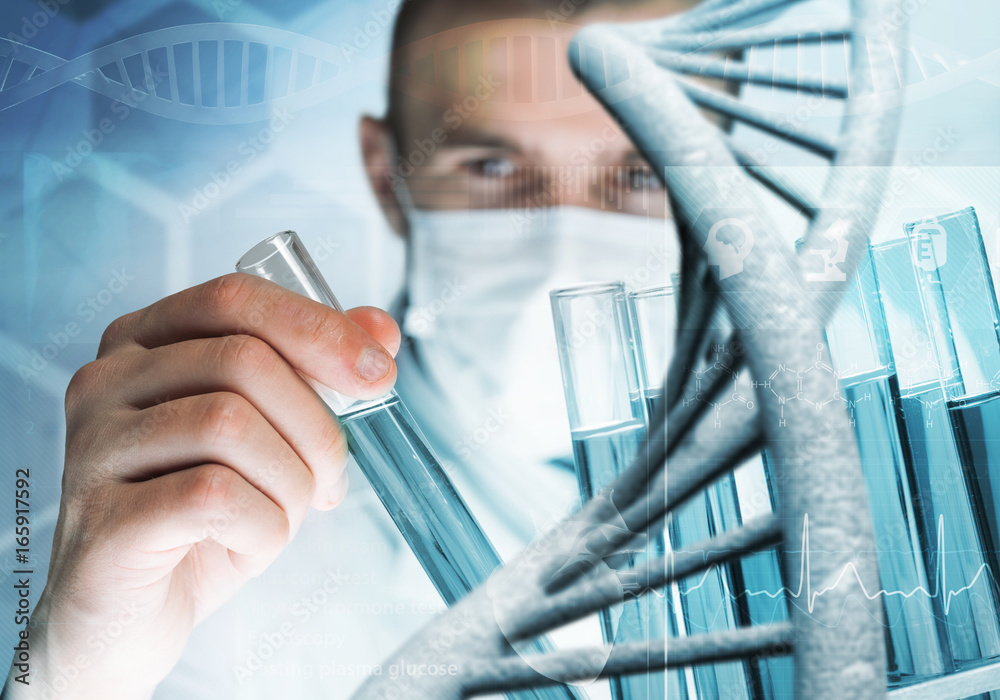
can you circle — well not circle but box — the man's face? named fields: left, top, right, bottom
left=362, top=4, right=695, bottom=232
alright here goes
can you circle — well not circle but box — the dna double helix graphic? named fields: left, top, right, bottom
left=0, top=23, right=352, bottom=124
left=0, top=19, right=996, bottom=125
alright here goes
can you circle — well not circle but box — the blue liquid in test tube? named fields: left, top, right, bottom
left=903, top=207, right=1000, bottom=670
left=826, top=245, right=947, bottom=685
left=640, top=286, right=792, bottom=700
left=872, top=234, right=1000, bottom=676
left=551, top=282, right=669, bottom=700
left=709, top=456, right=791, bottom=700
left=627, top=285, right=793, bottom=700
left=237, top=231, right=587, bottom=700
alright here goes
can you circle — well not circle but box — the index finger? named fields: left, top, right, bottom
left=98, top=273, right=397, bottom=400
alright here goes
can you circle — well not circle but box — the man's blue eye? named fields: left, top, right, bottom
left=468, top=158, right=517, bottom=178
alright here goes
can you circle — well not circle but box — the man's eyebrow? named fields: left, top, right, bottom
left=437, top=125, right=521, bottom=151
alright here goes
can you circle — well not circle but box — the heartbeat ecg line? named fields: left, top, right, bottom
left=679, top=513, right=994, bottom=617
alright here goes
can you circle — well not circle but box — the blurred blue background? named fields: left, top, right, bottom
left=0, top=0, right=997, bottom=686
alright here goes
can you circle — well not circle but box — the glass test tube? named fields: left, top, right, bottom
left=628, top=285, right=790, bottom=700
left=824, top=246, right=946, bottom=685
left=628, top=286, right=672, bottom=420
left=237, top=231, right=587, bottom=700
left=904, top=207, right=1000, bottom=592
left=872, top=236, right=1000, bottom=673
left=550, top=282, right=668, bottom=700
left=625, top=285, right=693, bottom=700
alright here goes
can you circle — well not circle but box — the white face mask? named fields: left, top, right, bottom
left=398, top=204, right=680, bottom=470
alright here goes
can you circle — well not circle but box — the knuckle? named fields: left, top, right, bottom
left=186, top=464, right=236, bottom=514
left=197, top=393, right=252, bottom=449
left=219, top=334, right=278, bottom=382
left=98, top=312, right=137, bottom=355
left=204, top=273, right=254, bottom=320
left=65, top=360, right=108, bottom=413
left=292, top=303, right=345, bottom=351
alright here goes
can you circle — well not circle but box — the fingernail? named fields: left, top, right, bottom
left=328, top=470, right=349, bottom=507
left=357, top=347, right=391, bottom=382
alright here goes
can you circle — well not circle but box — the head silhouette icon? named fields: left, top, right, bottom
left=704, top=217, right=754, bottom=279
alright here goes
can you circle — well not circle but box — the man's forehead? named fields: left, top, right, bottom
left=392, top=0, right=691, bottom=46
left=387, top=2, right=699, bottom=147
left=392, top=18, right=603, bottom=125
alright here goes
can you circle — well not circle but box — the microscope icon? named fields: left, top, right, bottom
left=804, top=218, right=850, bottom=282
